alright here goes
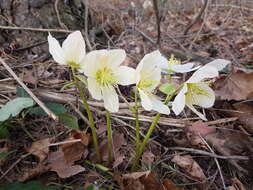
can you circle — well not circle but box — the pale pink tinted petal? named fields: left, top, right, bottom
left=48, top=33, right=65, bottom=65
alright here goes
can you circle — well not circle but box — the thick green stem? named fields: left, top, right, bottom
left=106, top=110, right=113, bottom=163
left=71, top=67, right=101, bottom=162
left=134, top=89, right=140, bottom=155
left=131, top=94, right=173, bottom=171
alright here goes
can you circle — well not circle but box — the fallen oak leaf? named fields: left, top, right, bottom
left=172, top=154, right=206, bottom=182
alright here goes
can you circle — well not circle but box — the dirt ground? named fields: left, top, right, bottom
left=0, top=0, right=253, bottom=189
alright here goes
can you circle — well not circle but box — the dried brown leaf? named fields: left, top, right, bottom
left=141, top=151, right=155, bottom=166
left=214, top=68, right=253, bottom=101
left=172, top=154, right=206, bottom=181
left=187, top=121, right=216, bottom=137
left=27, top=138, right=51, bottom=162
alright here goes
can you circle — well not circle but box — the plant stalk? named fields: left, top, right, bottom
left=106, top=110, right=113, bottom=163
left=71, top=67, right=101, bottom=162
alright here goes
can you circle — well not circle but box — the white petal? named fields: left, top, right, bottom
left=136, top=50, right=163, bottom=73
left=191, top=83, right=215, bottom=108
left=138, top=89, right=152, bottom=111
left=187, top=66, right=218, bottom=83
left=102, top=85, right=119, bottom=112
left=87, top=77, right=102, bottom=100
left=62, top=31, right=86, bottom=64
left=114, top=66, right=136, bottom=85
left=48, top=33, right=65, bottom=65
left=82, top=50, right=102, bottom=76
left=205, top=59, right=230, bottom=71
left=172, top=85, right=187, bottom=115
left=187, top=104, right=207, bottom=121
left=105, top=49, right=126, bottom=69
left=171, top=63, right=198, bottom=73
left=150, top=96, right=170, bottom=115
left=155, top=55, right=168, bottom=70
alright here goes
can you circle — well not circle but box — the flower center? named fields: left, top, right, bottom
left=137, top=79, right=157, bottom=89
left=186, top=83, right=210, bottom=104
left=168, top=54, right=181, bottom=66
left=95, top=67, right=116, bottom=87
left=68, top=61, right=81, bottom=69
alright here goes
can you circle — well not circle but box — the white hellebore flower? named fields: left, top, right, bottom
left=80, top=49, right=135, bottom=112
left=48, top=31, right=86, bottom=68
left=172, top=59, right=230, bottom=120
left=158, top=54, right=199, bottom=73
left=135, top=50, right=170, bottom=115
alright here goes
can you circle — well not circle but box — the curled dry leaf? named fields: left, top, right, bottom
left=48, top=130, right=89, bottom=178
left=48, top=151, right=85, bottom=178
left=115, top=171, right=182, bottom=190
left=26, top=138, right=52, bottom=162
left=214, top=68, right=253, bottom=101
left=172, top=154, right=206, bottom=181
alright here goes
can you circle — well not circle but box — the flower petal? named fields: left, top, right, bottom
left=48, top=33, right=65, bottom=65
left=114, top=66, right=136, bottom=85
left=187, top=65, right=218, bottom=83
left=138, top=89, right=152, bottom=111
left=105, top=49, right=126, bottom=69
left=191, top=83, right=215, bottom=108
left=187, top=104, right=207, bottom=121
left=62, top=31, right=86, bottom=64
left=172, top=85, right=187, bottom=115
left=81, top=50, right=102, bottom=76
left=136, top=50, right=163, bottom=74
left=205, top=59, right=230, bottom=71
left=102, top=85, right=119, bottom=112
left=150, top=96, right=170, bottom=115
left=171, top=63, right=199, bottom=73
left=87, top=77, right=102, bottom=100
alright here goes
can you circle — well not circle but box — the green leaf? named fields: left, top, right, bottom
left=0, top=97, right=34, bottom=122
left=60, top=81, right=75, bottom=91
left=58, top=113, right=79, bottom=129
left=0, top=181, right=59, bottom=190
left=0, top=150, right=16, bottom=160
left=0, top=121, right=10, bottom=139
left=76, top=75, right=88, bottom=87
left=86, top=185, right=99, bottom=190
left=29, top=103, right=66, bottom=116
left=159, top=83, right=176, bottom=95
left=16, top=87, right=29, bottom=97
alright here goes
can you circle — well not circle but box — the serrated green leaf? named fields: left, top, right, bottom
left=159, top=83, right=176, bottom=95
left=60, top=81, right=75, bottom=91
left=58, top=113, right=79, bottom=129
left=29, top=103, right=66, bottom=116
left=76, top=75, right=88, bottom=87
left=0, top=150, right=16, bottom=160
left=0, top=181, right=59, bottom=190
left=0, top=97, right=34, bottom=122
left=16, top=87, right=29, bottom=97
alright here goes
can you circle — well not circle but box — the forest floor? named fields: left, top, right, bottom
left=0, top=0, right=253, bottom=189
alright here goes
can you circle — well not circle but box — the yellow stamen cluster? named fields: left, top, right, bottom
left=68, top=61, right=81, bottom=69
left=186, top=83, right=210, bottom=104
left=168, top=54, right=181, bottom=66
left=95, top=67, right=116, bottom=87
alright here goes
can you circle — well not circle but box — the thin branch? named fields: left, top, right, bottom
left=0, top=25, right=73, bottom=33
left=152, top=0, right=161, bottom=44
left=183, top=0, right=208, bottom=35
left=0, top=58, right=58, bottom=121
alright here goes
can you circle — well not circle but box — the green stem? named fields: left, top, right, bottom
left=71, top=67, right=101, bottom=162
left=131, top=94, right=174, bottom=171
left=106, top=110, right=113, bottom=163
left=134, top=89, right=140, bottom=156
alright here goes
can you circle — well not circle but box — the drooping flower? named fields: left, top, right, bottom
left=158, top=54, right=199, bottom=73
left=48, top=31, right=86, bottom=69
left=135, top=50, right=170, bottom=115
left=172, top=59, right=230, bottom=120
left=79, top=49, right=136, bottom=112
